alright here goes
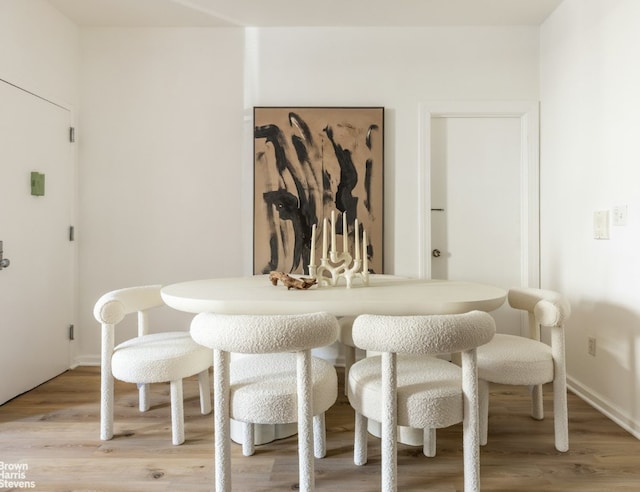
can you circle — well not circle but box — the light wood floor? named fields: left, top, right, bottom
left=1, top=366, right=639, bottom=491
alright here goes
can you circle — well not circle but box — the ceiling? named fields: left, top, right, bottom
left=47, top=0, right=564, bottom=28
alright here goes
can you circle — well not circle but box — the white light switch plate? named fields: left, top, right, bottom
left=594, top=210, right=610, bottom=239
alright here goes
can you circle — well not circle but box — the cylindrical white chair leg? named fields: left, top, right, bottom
left=552, top=327, right=569, bottom=452
left=553, top=385, right=569, bottom=452
left=242, top=423, right=255, bottom=457
left=198, top=369, right=212, bottom=415
left=354, top=412, right=368, bottom=466
left=139, top=383, right=150, bottom=412
left=423, top=428, right=436, bottom=457
left=100, top=376, right=114, bottom=441
left=381, top=352, right=398, bottom=492
left=313, top=414, right=326, bottom=458
left=214, top=350, right=231, bottom=492
left=100, top=325, right=114, bottom=441
left=170, top=379, right=185, bottom=445
left=297, top=351, right=314, bottom=492
left=479, top=379, right=490, bottom=446
left=531, top=383, right=544, bottom=420
left=462, top=350, right=480, bottom=492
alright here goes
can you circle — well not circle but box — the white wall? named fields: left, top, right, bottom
left=540, top=0, right=640, bottom=437
left=77, top=28, right=245, bottom=359
left=245, top=27, right=540, bottom=276
left=0, top=0, right=78, bottom=106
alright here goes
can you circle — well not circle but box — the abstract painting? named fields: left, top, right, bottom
left=253, top=106, right=384, bottom=275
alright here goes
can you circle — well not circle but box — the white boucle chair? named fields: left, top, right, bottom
left=348, top=311, right=495, bottom=492
left=94, top=285, right=212, bottom=445
left=190, top=311, right=339, bottom=492
left=476, top=287, right=571, bottom=452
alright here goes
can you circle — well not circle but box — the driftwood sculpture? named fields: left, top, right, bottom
left=269, top=271, right=317, bottom=290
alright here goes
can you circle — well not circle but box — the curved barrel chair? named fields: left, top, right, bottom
left=476, top=287, right=571, bottom=452
left=348, top=311, right=496, bottom=492
left=94, top=285, right=212, bottom=445
left=191, top=311, right=339, bottom=492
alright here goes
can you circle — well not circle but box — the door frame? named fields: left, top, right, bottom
left=418, top=100, right=540, bottom=287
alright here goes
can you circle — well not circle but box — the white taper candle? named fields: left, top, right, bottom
left=354, top=219, right=360, bottom=261
left=322, top=218, right=328, bottom=260
left=331, top=210, right=337, bottom=254
left=342, top=212, right=348, bottom=252
left=362, top=229, right=368, bottom=273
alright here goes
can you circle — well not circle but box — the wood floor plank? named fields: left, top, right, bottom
left=1, top=366, right=640, bottom=491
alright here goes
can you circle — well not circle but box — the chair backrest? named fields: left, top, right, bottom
left=94, top=285, right=163, bottom=325
left=352, top=310, right=495, bottom=355
left=508, top=287, right=571, bottom=327
left=508, top=287, right=571, bottom=342
left=94, top=285, right=164, bottom=339
left=190, top=312, right=339, bottom=353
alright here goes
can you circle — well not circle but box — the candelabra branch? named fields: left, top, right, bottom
left=309, top=253, right=369, bottom=288
left=308, top=210, right=369, bottom=288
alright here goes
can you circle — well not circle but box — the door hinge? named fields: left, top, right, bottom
left=69, top=324, right=75, bottom=341
left=69, top=225, right=75, bottom=241
left=69, top=126, right=75, bottom=143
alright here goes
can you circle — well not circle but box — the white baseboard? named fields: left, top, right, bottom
left=72, top=354, right=100, bottom=367
left=567, top=376, right=640, bottom=441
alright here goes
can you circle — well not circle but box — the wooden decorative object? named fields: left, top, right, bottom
left=269, top=271, right=317, bottom=290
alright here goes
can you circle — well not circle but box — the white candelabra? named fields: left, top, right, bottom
left=308, top=210, right=369, bottom=288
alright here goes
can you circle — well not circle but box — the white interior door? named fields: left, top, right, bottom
left=0, top=80, right=74, bottom=404
left=420, top=101, right=539, bottom=335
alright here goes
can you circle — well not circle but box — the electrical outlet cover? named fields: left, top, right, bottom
left=612, top=205, right=628, bottom=226
left=593, top=210, right=610, bottom=239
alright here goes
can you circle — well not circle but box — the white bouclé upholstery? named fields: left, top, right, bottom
left=476, top=287, right=571, bottom=452
left=229, top=354, right=337, bottom=424
left=111, top=331, right=213, bottom=384
left=350, top=355, right=464, bottom=429
left=348, top=311, right=496, bottom=492
left=190, top=312, right=339, bottom=492
left=191, top=312, right=338, bottom=354
left=475, top=334, right=553, bottom=385
left=94, top=285, right=212, bottom=445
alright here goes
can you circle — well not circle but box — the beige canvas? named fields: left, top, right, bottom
left=253, top=107, right=384, bottom=275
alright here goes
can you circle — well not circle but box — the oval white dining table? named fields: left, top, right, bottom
left=161, top=274, right=506, bottom=316
left=161, top=274, right=506, bottom=446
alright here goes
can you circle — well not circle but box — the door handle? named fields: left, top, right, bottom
left=0, top=241, right=10, bottom=270
left=432, top=249, right=441, bottom=258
